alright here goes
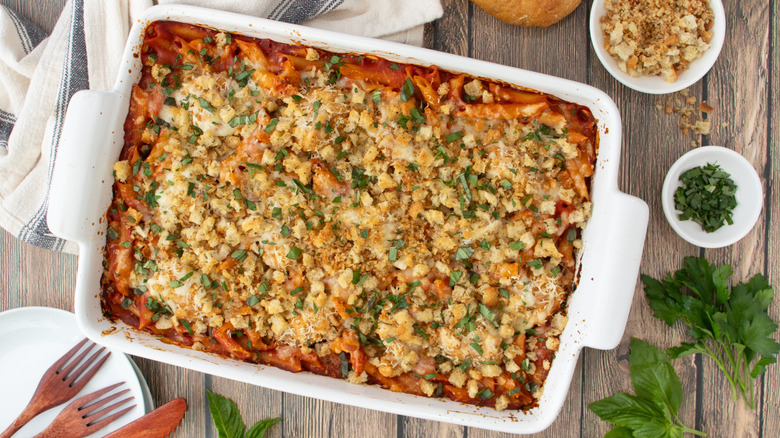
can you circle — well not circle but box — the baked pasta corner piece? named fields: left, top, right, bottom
left=101, top=20, right=598, bottom=411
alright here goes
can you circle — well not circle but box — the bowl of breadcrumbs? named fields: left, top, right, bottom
left=589, top=0, right=725, bottom=94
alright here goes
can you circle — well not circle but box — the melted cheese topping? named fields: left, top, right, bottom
left=104, top=26, right=597, bottom=411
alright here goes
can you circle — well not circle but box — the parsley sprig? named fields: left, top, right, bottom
left=641, top=257, right=779, bottom=408
left=207, top=390, right=281, bottom=438
left=588, top=338, right=706, bottom=437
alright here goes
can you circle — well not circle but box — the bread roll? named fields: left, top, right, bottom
left=470, top=0, right=582, bottom=27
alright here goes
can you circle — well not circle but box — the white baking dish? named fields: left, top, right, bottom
left=47, top=5, right=649, bottom=434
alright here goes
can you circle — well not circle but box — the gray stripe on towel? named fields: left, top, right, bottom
left=19, top=0, right=88, bottom=251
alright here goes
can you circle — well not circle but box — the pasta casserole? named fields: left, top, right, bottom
left=101, top=21, right=598, bottom=411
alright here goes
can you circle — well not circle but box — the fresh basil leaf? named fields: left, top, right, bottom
left=245, top=417, right=282, bottom=438
left=588, top=392, right=668, bottom=432
left=206, top=390, right=245, bottom=438
left=603, top=426, right=636, bottom=438
left=628, top=338, right=683, bottom=417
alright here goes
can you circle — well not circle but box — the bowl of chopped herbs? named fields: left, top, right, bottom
left=662, top=146, right=763, bottom=248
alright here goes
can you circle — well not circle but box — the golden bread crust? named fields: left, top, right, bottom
left=470, top=0, right=582, bottom=27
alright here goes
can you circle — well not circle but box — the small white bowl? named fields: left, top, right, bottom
left=662, top=146, right=763, bottom=248
left=589, top=0, right=726, bottom=94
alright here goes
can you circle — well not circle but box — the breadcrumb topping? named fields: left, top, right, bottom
left=103, top=24, right=598, bottom=411
left=600, top=0, right=714, bottom=82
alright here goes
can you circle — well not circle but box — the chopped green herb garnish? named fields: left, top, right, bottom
left=674, top=162, right=737, bottom=233
left=286, top=246, right=302, bottom=260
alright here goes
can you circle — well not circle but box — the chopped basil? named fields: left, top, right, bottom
left=509, top=241, right=525, bottom=251
left=400, top=78, right=415, bottom=102
left=227, top=112, right=258, bottom=127
left=479, top=303, right=499, bottom=327
left=449, top=271, right=462, bottom=286
left=470, top=342, right=483, bottom=355
left=180, top=319, right=194, bottom=335
left=286, top=246, right=302, bottom=260
left=231, top=249, right=247, bottom=262
left=265, top=118, right=279, bottom=133
left=455, top=246, right=475, bottom=261
left=674, top=162, right=737, bottom=233
left=566, top=228, right=577, bottom=243
left=280, top=224, right=291, bottom=237
left=121, top=297, right=133, bottom=309
left=246, top=295, right=260, bottom=306
left=196, top=96, right=213, bottom=113
left=446, top=131, right=463, bottom=143
left=477, top=387, right=494, bottom=400
left=290, top=287, right=303, bottom=295
left=527, top=259, right=543, bottom=269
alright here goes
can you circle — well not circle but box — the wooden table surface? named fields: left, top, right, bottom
left=1, top=0, right=777, bottom=436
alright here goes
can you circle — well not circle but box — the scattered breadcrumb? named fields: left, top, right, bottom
left=601, top=0, right=714, bottom=82
left=655, top=89, right=713, bottom=146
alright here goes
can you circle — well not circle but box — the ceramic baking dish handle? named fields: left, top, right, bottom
left=48, top=90, right=123, bottom=245
left=583, top=192, right=649, bottom=350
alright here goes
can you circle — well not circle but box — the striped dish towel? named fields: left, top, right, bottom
left=0, top=0, right=443, bottom=254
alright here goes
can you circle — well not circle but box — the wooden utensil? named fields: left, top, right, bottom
left=102, top=398, right=187, bottom=438
left=0, top=338, right=110, bottom=438
left=33, top=382, right=135, bottom=438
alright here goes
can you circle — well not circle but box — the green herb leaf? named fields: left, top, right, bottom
left=446, top=131, right=463, bottom=143
left=641, top=256, right=779, bottom=408
left=628, top=338, right=683, bottom=417
left=588, top=338, right=705, bottom=437
left=228, top=112, right=258, bottom=127
left=286, top=246, right=302, bottom=260
left=196, top=96, right=214, bottom=113
left=206, top=390, right=245, bottom=438
left=455, top=246, right=475, bottom=261
left=673, top=163, right=738, bottom=233
left=509, top=241, right=525, bottom=251
left=400, top=78, right=415, bottom=102
left=265, top=118, right=279, bottom=133
left=245, top=417, right=282, bottom=438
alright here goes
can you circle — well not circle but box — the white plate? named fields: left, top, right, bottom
left=661, top=146, right=763, bottom=248
left=589, top=0, right=726, bottom=94
left=0, top=307, right=151, bottom=437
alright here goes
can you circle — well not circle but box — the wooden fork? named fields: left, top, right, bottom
left=0, top=338, right=110, bottom=438
left=34, top=382, right=136, bottom=438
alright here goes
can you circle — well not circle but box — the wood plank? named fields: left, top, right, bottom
left=760, top=0, right=780, bottom=433
left=133, top=358, right=210, bottom=438
left=698, top=0, right=770, bottom=435
left=468, top=0, right=588, bottom=80
left=0, top=229, right=77, bottom=312
left=282, top=394, right=397, bottom=437
left=580, top=0, right=707, bottom=434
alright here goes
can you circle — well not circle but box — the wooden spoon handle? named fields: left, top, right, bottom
left=0, top=400, right=45, bottom=438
